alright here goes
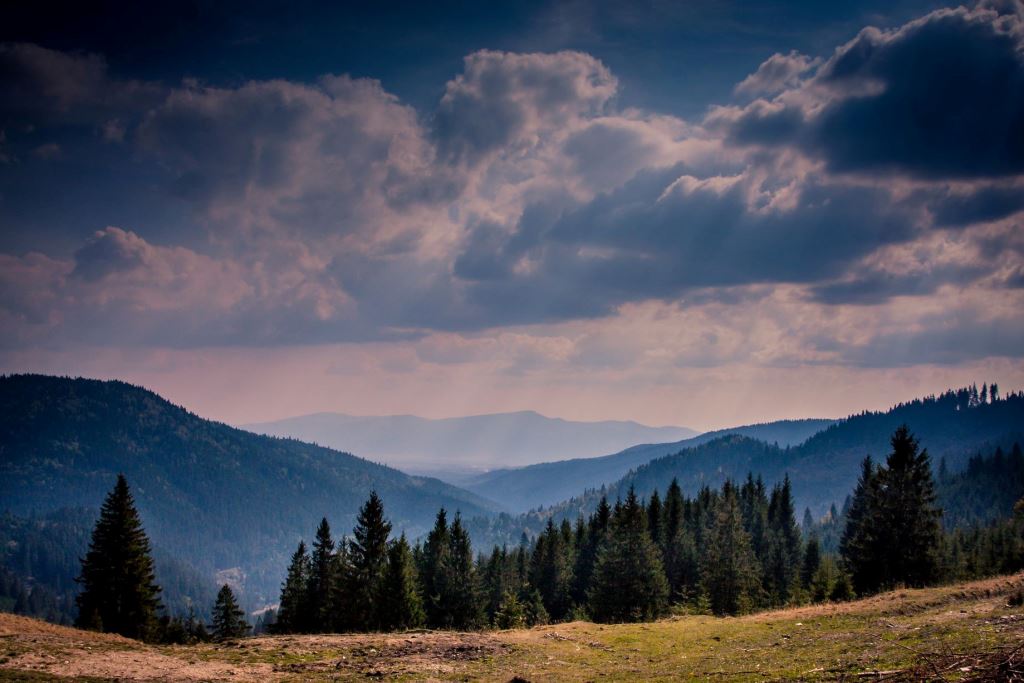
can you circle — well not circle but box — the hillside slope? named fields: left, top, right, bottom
left=474, top=388, right=1024, bottom=543
left=465, top=419, right=834, bottom=512
left=2, top=573, right=1022, bottom=681
left=243, top=410, right=698, bottom=476
left=0, top=374, right=497, bottom=604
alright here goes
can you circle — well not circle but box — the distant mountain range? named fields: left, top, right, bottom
left=4, top=374, right=1021, bottom=619
left=242, top=411, right=698, bottom=476
left=463, top=419, right=836, bottom=512
left=470, top=387, right=1024, bottom=546
left=0, top=375, right=497, bottom=607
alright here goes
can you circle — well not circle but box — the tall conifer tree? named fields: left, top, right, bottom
left=701, top=483, right=761, bottom=615
left=588, top=487, right=669, bottom=623
left=420, top=508, right=450, bottom=628
left=445, top=513, right=482, bottom=629
left=378, top=534, right=425, bottom=631
left=349, top=491, right=392, bottom=630
left=876, top=426, right=942, bottom=587
left=840, top=456, right=881, bottom=594
left=307, top=518, right=335, bottom=631
left=276, top=541, right=310, bottom=633
left=75, top=475, right=162, bottom=640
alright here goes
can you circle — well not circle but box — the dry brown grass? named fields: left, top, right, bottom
left=1, top=572, right=1022, bottom=682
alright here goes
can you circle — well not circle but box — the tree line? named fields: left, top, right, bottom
left=65, top=425, right=1024, bottom=640
left=270, top=425, right=1023, bottom=631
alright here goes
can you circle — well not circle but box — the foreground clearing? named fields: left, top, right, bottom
left=1, top=573, right=1023, bottom=681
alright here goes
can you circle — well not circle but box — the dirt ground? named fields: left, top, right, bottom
left=1, top=572, right=1022, bottom=682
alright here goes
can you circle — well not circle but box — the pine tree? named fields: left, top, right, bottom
left=483, top=546, right=508, bottom=623
left=588, top=487, right=669, bottom=623
left=765, top=476, right=802, bottom=604
left=664, top=523, right=699, bottom=603
left=420, top=508, right=450, bottom=628
left=647, top=490, right=663, bottom=547
left=349, top=491, right=393, bottom=630
left=307, top=518, right=335, bottom=631
left=445, top=513, right=482, bottom=629
left=840, top=456, right=882, bottom=595
left=801, top=536, right=821, bottom=590
left=842, top=427, right=943, bottom=594
left=661, top=479, right=695, bottom=601
left=875, top=426, right=942, bottom=588
left=378, top=534, right=425, bottom=631
left=276, top=541, right=310, bottom=633
left=531, top=519, right=573, bottom=620
left=701, top=484, right=762, bottom=616
left=573, top=497, right=610, bottom=605
left=210, top=585, right=249, bottom=640
left=327, top=539, right=354, bottom=632
left=75, top=475, right=162, bottom=640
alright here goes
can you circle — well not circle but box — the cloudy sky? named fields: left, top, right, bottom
left=1, top=0, right=1022, bottom=430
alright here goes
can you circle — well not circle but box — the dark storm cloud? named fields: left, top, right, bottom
left=808, top=264, right=990, bottom=305
left=929, top=185, right=1024, bottom=226
left=452, top=167, right=921, bottom=319
left=0, top=42, right=160, bottom=127
left=841, top=311, right=1024, bottom=366
left=1, top=1, right=1022, bottom=369
left=721, top=3, right=1024, bottom=179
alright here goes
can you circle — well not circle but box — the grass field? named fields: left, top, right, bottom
left=1, top=572, right=1022, bottom=681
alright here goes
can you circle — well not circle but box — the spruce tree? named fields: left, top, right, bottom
left=420, top=508, right=450, bottom=628
left=664, top=524, right=699, bottom=603
left=276, top=541, right=310, bottom=633
left=875, top=426, right=942, bottom=588
left=840, top=456, right=882, bottom=595
left=378, top=534, right=425, bottom=631
left=307, top=518, right=335, bottom=631
left=765, top=476, right=802, bottom=604
left=663, top=479, right=684, bottom=547
left=573, top=497, right=610, bottom=605
left=327, top=539, right=354, bottom=632
left=210, top=584, right=249, bottom=640
left=588, top=487, right=669, bottom=623
left=75, top=475, right=162, bottom=640
left=700, top=484, right=761, bottom=615
left=445, top=513, right=482, bottom=629
left=531, top=519, right=573, bottom=620
left=842, top=427, right=942, bottom=594
left=647, top=490, right=663, bottom=547
left=349, top=491, right=393, bottom=630
left=483, top=546, right=510, bottom=623
left=801, top=535, right=821, bottom=590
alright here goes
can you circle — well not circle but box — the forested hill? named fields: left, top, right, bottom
left=464, top=419, right=835, bottom=512
left=0, top=375, right=496, bottom=605
left=471, top=386, right=1024, bottom=545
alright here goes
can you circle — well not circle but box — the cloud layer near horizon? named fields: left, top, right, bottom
left=1, top=1, right=1023, bottom=425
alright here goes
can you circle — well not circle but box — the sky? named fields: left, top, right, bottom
left=1, top=0, right=1022, bottom=430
